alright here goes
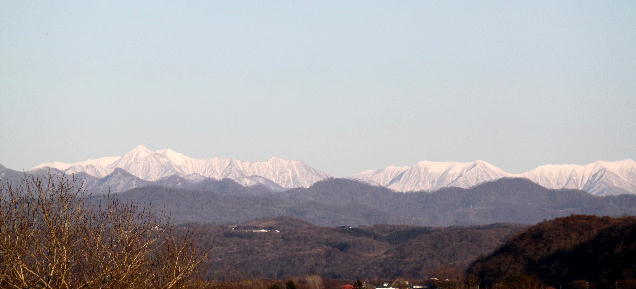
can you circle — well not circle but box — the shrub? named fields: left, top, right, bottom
left=0, top=174, right=203, bottom=289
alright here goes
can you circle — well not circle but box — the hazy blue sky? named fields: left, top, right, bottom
left=1, top=1, right=635, bottom=176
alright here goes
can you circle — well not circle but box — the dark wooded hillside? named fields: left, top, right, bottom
left=466, top=215, right=636, bottom=289
left=184, top=217, right=525, bottom=280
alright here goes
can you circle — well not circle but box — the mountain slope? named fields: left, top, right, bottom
left=522, top=159, right=636, bottom=196
left=4, top=164, right=636, bottom=226
left=2, top=164, right=282, bottom=195
left=466, top=215, right=636, bottom=289
left=33, top=145, right=329, bottom=189
left=353, top=160, right=512, bottom=192
left=26, top=148, right=636, bottom=195
left=186, top=217, right=525, bottom=280
left=108, top=177, right=636, bottom=227
left=354, top=159, right=636, bottom=195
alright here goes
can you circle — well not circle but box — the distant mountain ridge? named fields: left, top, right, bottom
left=107, top=177, right=636, bottom=227
left=27, top=146, right=636, bottom=195
left=3, top=163, right=636, bottom=227
left=33, top=145, right=329, bottom=189
left=353, top=160, right=510, bottom=192
left=521, top=160, right=636, bottom=196
left=354, top=159, right=636, bottom=196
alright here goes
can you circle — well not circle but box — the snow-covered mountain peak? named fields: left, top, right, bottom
left=156, top=148, right=181, bottom=157
left=32, top=146, right=329, bottom=188
left=414, top=160, right=456, bottom=171
left=128, top=145, right=154, bottom=156
left=351, top=165, right=409, bottom=186
left=354, top=160, right=510, bottom=192
left=33, top=161, right=73, bottom=171
left=592, top=159, right=635, bottom=172
left=262, top=157, right=307, bottom=167
left=33, top=156, right=119, bottom=177
left=412, top=160, right=501, bottom=173
left=524, top=159, right=635, bottom=175
left=155, top=149, right=192, bottom=165
left=267, top=156, right=287, bottom=162
left=356, top=159, right=635, bottom=195
left=29, top=148, right=636, bottom=196
left=473, top=160, right=510, bottom=174
left=521, top=159, right=636, bottom=195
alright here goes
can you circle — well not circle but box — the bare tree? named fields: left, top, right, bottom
left=0, top=174, right=203, bottom=289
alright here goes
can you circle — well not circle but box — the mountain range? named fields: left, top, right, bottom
left=354, top=159, right=636, bottom=196
left=27, top=145, right=636, bottom=196
left=33, top=145, right=328, bottom=190
left=2, top=162, right=636, bottom=226
left=94, top=178, right=636, bottom=227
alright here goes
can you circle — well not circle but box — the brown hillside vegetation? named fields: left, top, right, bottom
left=5, top=175, right=634, bottom=289
left=466, top=215, right=636, bottom=289
left=185, top=217, right=525, bottom=280
left=0, top=175, right=203, bottom=289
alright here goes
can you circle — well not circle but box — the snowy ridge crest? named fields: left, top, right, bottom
left=353, top=160, right=510, bottom=192
left=33, top=145, right=329, bottom=189
left=353, top=159, right=636, bottom=196
left=32, top=147, right=635, bottom=195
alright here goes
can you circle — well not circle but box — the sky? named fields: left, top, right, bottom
left=1, top=1, right=635, bottom=176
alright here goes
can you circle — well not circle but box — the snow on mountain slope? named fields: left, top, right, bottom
left=30, top=147, right=636, bottom=195
left=354, top=166, right=410, bottom=187
left=354, top=159, right=636, bottom=195
left=32, top=145, right=329, bottom=189
left=521, top=159, right=636, bottom=196
left=34, top=156, right=120, bottom=177
left=353, top=160, right=511, bottom=192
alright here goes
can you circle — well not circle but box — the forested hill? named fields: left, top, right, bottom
left=466, top=215, right=636, bottom=289
left=184, top=217, right=526, bottom=280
